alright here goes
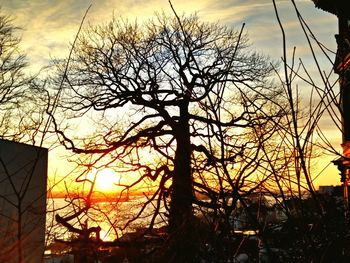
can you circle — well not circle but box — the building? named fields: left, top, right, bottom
left=312, top=0, right=350, bottom=209
left=0, top=140, right=48, bottom=263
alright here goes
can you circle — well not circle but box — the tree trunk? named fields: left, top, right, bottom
left=169, top=101, right=194, bottom=232
left=160, top=101, right=199, bottom=262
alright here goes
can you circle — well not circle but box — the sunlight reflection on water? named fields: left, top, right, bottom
left=46, top=197, right=166, bottom=243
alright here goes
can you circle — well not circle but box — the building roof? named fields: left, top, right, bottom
left=311, top=0, right=349, bottom=17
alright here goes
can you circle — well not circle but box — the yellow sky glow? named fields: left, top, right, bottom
left=1, top=0, right=342, bottom=190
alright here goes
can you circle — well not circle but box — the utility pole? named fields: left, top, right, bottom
left=311, top=0, right=350, bottom=213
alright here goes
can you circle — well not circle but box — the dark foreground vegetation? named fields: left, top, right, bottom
left=48, top=188, right=350, bottom=263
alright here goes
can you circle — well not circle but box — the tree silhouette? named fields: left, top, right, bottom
left=0, top=12, right=28, bottom=139
left=52, top=10, right=279, bottom=260
left=0, top=10, right=54, bottom=263
left=0, top=10, right=47, bottom=144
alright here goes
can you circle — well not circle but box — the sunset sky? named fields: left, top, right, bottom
left=1, top=0, right=342, bottom=189
left=2, top=0, right=337, bottom=71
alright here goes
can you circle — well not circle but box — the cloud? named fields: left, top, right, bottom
left=0, top=1, right=338, bottom=81
left=1, top=0, right=337, bottom=67
left=0, top=0, right=341, bottom=187
left=1, top=0, right=94, bottom=71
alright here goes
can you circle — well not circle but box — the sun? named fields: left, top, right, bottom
left=94, top=168, right=121, bottom=193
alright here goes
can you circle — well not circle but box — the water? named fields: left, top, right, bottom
left=46, top=196, right=166, bottom=244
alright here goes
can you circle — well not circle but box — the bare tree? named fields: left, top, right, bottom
left=0, top=10, right=48, bottom=144
left=194, top=0, right=346, bottom=260
left=229, top=1, right=348, bottom=261
left=0, top=10, right=55, bottom=263
left=50, top=9, right=280, bottom=260
left=0, top=12, right=28, bottom=138
left=0, top=12, right=27, bottom=104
